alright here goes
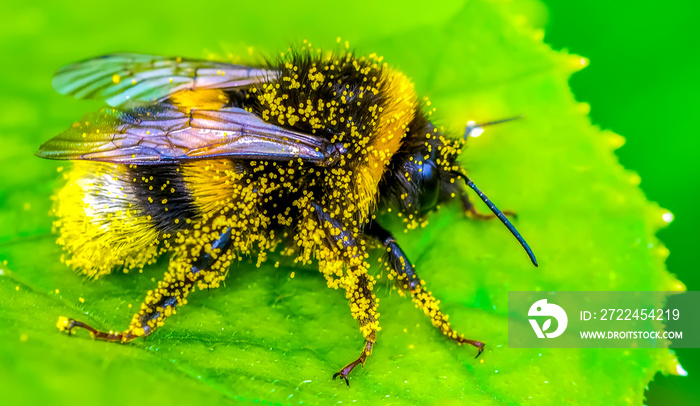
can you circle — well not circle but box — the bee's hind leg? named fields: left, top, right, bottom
left=58, top=227, right=233, bottom=342
left=365, top=221, right=484, bottom=356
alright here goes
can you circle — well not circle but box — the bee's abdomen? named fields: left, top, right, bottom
left=52, top=162, right=165, bottom=277
left=126, top=165, right=198, bottom=233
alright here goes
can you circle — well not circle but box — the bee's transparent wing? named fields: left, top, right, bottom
left=53, top=54, right=276, bottom=107
left=36, top=105, right=339, bottom=165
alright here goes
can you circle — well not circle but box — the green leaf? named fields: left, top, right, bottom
left=0, top=0, right=684, bottom=404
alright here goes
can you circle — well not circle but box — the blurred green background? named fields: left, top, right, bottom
left=0, top=0, right=696, bottom=404
left=543, top=0, right=699, bottom=404
left=544, top=0, right=700, bottom=405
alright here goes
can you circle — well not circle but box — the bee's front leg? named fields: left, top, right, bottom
left=58, top=228, right=233, bottom=342
left=365, top=221, right=484, bottom=356
left=460, top=190, right=516, bottom=221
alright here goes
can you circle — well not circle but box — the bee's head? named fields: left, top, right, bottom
left=404, top=137, right=452, bottom=216
left=380, top=120, right=465, bottom=220
left=379, top=116, right=538, bottom=267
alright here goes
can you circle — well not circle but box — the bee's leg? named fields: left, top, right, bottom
left=331, top=272, right=377, bottom=386
left=310, top=202, right=378, bottom=385
left=460, top=190, right=515, bottom=220
left=365, top=221, right=484, bottom=356
left=58, top=228, right=233, bottom=342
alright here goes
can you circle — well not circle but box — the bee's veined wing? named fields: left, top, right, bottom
left=53, top=54, right=277, bottom=107
left=36, top=105, right=341, bottom=165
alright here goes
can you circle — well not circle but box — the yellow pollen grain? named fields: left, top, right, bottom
left=56, top=316, right=69, bottom=332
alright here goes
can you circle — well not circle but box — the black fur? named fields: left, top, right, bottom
left=223, top=50, right=463, bottom=228
left=127, top=165, right=198, bottom=233
left=247, top=50, right=388, bottom=141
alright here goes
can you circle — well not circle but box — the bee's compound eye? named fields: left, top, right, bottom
left=419, top=160, right=439, bottom=214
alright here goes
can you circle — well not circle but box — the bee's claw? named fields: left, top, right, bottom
left=454, top=335, right=485, bottom=358
left=475, top=343, right=485, bottom=358
left=332, top=372, right=350, bottom=386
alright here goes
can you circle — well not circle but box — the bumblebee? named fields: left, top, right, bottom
left=37, top=47, right=537, bottom=384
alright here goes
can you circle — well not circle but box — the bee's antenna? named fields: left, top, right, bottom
left=464, top=115, right=524, bottom=139
left=454, top=172, right=538, bottom=267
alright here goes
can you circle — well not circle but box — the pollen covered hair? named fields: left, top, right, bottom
left=52, top=162, right=162, bottom=277
left=376, top=102, right=466, bottom=229
left=53, top=159, right=281, bottom=278
left=245, top=47, right=418, bottom=223
left=52, top=47, right=431, bottom=286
